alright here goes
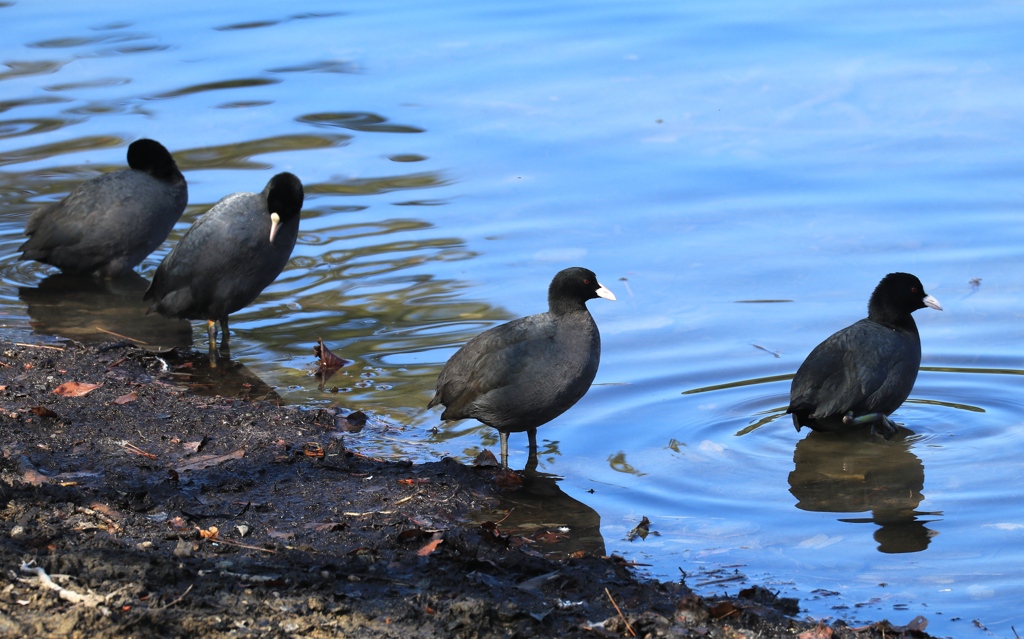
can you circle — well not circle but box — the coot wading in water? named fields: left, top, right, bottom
left=787, top=272, right=942, bottom=439
left=428, top=267, right=616, bottom=467
left=144, top=172, right=303, bottom=354
left=19, top=139, right=187, bottom=278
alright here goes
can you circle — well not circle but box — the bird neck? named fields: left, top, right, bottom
left=548, top=296, right=589, bottom=317
left=869, top=306, right=919, bottom=333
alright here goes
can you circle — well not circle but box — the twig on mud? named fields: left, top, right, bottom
left=14, top=343, right=64, bottom=351
left=19, top=561, right=111, bottom=614
left=604, top=587, right=636, bottom=637
left=76, top=505, right=122, bottom=532
left=120, top=441, right=158, bottom=459
left=694, top=574, right=746, bottom=588
left=208, top=537, right=277, bottom=554
left=156, top=583, right=194, bottom=610
left=95, top=327, right=149, bottom=345
left=394, top=491, right=423, bottom=506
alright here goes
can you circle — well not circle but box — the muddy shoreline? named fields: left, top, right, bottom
left=0, top=340, right=934, bottom=638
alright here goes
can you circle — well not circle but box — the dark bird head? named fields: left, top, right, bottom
left=127, top=139, right=182, bottom=183
left=264, top=172, right=304, bottom=243
left=548, top=267, right=616, bottom=315
left=868, top=272, right=942, bottom=328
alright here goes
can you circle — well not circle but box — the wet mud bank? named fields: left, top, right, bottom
left=0, top=341, right=934, bottom=638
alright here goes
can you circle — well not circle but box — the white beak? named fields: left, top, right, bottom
left=595, top=282, right=616, bottom=301
left=268, top=212, right=281, bottom=243
left=923, top=294, right=942, bottom=311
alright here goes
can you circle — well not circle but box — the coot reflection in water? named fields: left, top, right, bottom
left=471, top=466, right=605, bottom=558
left=19, top=272, right=192, bottom=348
left=788, top=430, right=939, bottom=553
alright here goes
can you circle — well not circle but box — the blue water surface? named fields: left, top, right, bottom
left=2, top=1, right=1024, bottom=636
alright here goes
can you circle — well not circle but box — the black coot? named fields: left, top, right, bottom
left=787, top=272, right=942, bottom=438
left=428, top=267, right=616, bottom=467
left=19, top=139, right=187, bottom=278
left=144, top=172, right=303, bottom=352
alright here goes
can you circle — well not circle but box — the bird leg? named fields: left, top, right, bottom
left=499, top=431, right=510, bottom=468
left=206, top=320, right=218, bottom=354
left=842, top=411, right=899, bottom=440
left=526, top=427, right=539, bottom=469
left=218, top=317, right=231, bottom=353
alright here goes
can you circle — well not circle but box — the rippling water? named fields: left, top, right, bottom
left=3, top=1, right=1024, bottom=635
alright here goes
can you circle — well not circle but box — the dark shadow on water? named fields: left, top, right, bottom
left=470, top=463, right=605, bottom=558
left=161, top=348, right=281, bottom=402
left=18, top=271, right=192, bottom=349
left=788, top=429, right=939, bottom=554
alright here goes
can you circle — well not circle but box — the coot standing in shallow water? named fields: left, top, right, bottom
left=787, top=272, right=942, bottom=439
left=19, top=139, right=187, bottom=278
left=428, top=267, right=616, bottom=467
left=144, top=172, right=303, bottom=353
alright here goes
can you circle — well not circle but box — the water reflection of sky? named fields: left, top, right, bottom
left=3, top=1, right=1024, bottom=635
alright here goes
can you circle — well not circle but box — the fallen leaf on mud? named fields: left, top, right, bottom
left=337, top=410, right=367, bottom=432
left=398, top=478, right=429, bottom=485
left=627, top=516, right=651, bottom=541
left=851, top=616, right=928, bottom=635
left=417, top=537, right=443, bottom=556
left=675, top=593, right=709, bottom=624
left=176, top=448, right=245, bottom=472
left=53, top=381, right=103, bottom=397
left=480, top=521, right=510, bottom=547
left=173, top=538, right=194, bottom=557
left=708, top=601, right=740, bottom=619
left=473, top=449, right=499, bottom=467
left=112, top=392, right=138, bottom=405
left=268, top=529, right=295, bottom=540
left=198, top=526, right=219, bottom=540
left=797, top=622, right=833, bottom=639
left=305, top=522, right=346, bottom=532
left=29, top=406, right=59, bottom=418
left=21, top=468, right=50, bottom=486
left=495, top=468, right=523, bottom=490
left=535, top=531, right=568, bottom=544
left=88, top=503, right=124, bottom=521
left=398, top=528, right=430, bottom=542
left=168, top=517, right=190, bottom=533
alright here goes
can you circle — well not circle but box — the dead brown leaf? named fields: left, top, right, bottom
left=21, top=468, right=50, bottom=486
left=268, top=529, right=295, bottom=540
left=336, top=410, right=367, bottom=432
left=473, top=449, right=499, bottom=467
left=494, top=468, right=523, bottom=490
left=797, top=622, right=833, bottom=639
left=30, top=406, right=59, bottom=418
left=305, top=522, right=346, bottom=532
left=53, top=381, right=103, bottom=397
left=176, top=448, right=245, bottom=473
left=198, top=526, right=219, bottom=540
left=708, top=601, right=740, bottom=619
left=112, top=392, right=138, bottom=405
left=535, top=531, right=568, bottom=544
left=417, top=537, right=443, bottom=556
left=314, top=337, right=352, bottom=381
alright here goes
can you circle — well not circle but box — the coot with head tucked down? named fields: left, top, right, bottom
left=19, top=139, right=187, bottom=278
left=428, top=267, right=616, bottom=467
left=787, top=272, right=942, bottom=439
left=144, top=172, right=303, bottom=352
